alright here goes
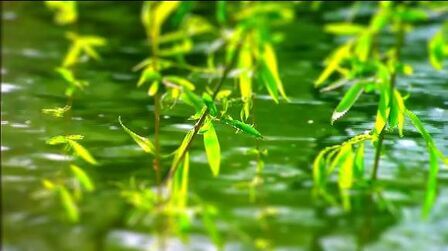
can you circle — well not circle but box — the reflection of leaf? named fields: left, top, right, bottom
left=118, top=117, right=155, bottom=155
left=203, top=120, right=220, bottom=176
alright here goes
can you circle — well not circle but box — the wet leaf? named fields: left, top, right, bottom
left=118, top=116, right=155, bottom=155
left=203, top=120, right=221, bottom=177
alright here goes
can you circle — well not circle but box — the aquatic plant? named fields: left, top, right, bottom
left=313, top=2, right=447, bottom=216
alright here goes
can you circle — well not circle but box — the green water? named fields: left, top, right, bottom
left=2, top=2, right=448, bottom=251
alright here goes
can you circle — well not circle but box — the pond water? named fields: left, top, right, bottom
left=2, top=2, right=448, bottom=251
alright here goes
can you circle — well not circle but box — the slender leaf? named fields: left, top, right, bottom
left=70, top=165, right=95, bottom=192
left=315, top=42, right=351, bottom=86
left=67, top=140, right=98, bottom=165
left=203, top=120, right=221, bottom=177
left=338, top=147, right=354, bottom=190
left=354, top=143, right=365, bottom=179
left=58, top=187, right=79, bottom=222
left=422, top=148, right=439, bottom=218
left=324, top=22, right=365, bottom=35
left=332, top=82, right=364, bottom=123
left=202, top=93, right=218, bottom=117
left=220, top=117, right=262, bottom=139
left=118, top=116, right=155, bottom=154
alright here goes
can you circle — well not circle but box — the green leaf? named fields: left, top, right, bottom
left=118, top=116, right=155, bottom=155
left=324, top=22, right=365, bottom=35
left=163, top=76, right=195, bottom=90
left=328, top=144, right=351, bottom=175
left=42, top=179, right=56, bottom=190
left=203, top=120, right=221, bottom=177
left=181, top=89, right=205, bottom=112
left=373, top=80, right=390, bottom=135
left=137, top=67, right=161, bottom=87
left=171, top=129, right=195, bottom=172
left=338, top=146, right=354, bottom=190
left=58, top=187, right=79, bottom=222
left=259, top=60, right=279, bottom=103
left=216, top=1, right=227, bottom=25
left=148, top=81, right=159, bottom=96
left=220, top=117, right=263, bottom=139
left=389, top=89, right=406, bottom=136
left=405, top=110, right=435, bottom=148
left=332, top=82, right=364, bottom=123
left=354, top=143, right=365, bottom=179
left=67, top=140, right=98, bottom=165
left=239, top=41, right=253, bottom=120
left=70, top=165, right=95, bottom=192
left=355, top=32, right=372, bottom=61
left=262, top=43, right=288, bottom=101
left=45, top=1, right=77, bottom=25
left=202, top=93, right=218, bottom=117
left=315, top=42, right=352, bottom=86
left=422, top=147, right=439, bottom=218
left=313, top=150, right=327, bottom=187
left=429, top=31, right=445, bottom=70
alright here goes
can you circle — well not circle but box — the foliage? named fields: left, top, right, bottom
left=313, top=2, right=447, bottom=216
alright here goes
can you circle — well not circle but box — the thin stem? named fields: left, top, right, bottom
left=163, top=35, right=246, bottom=183
left=371, top=19, right=404, bottom=180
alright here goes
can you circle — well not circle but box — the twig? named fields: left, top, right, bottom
left=163, top=35, right=246, bottom=184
